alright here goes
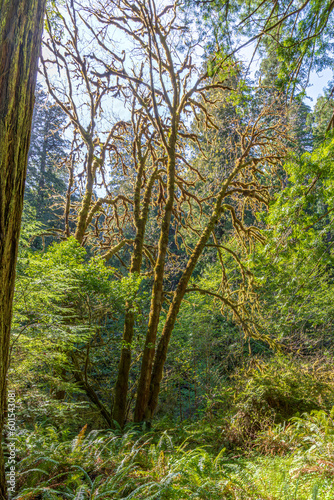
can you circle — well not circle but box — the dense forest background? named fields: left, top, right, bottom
left=4, top=0, right=334, bottom=498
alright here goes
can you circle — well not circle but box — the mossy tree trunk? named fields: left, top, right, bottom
left=145, top=187, right=231, bottom=419
left=134, top=137, right=177, bottom=423
left=113, top=160, right=159, bottom=427
left=0, top=1, right=46, bottom=497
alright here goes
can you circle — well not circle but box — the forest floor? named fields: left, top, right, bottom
left=12, top=409, right=334, bottom=500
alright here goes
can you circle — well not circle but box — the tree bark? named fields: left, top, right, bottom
left=145, top=161, right=246, bottom=419
left=74, top=148, right=94, bottom=244
left=112, top=165, right=157, bottom=427
left=0, top=1, right=46, bottom=497
left=134, top=138, right=176, bottom=423
left=145, top=206, right=221, bottom=420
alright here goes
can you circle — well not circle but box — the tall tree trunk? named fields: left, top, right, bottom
left=0, top=1, right=46, bottom=497
left=113, top=234, right=145, bottom=426
left=134, top=139, right=176, bottom=423
left=113, top=166, right=157, bottom=427
left=145, top=162, right=245, bottom=419
left=144, top=212, right=220, bottom=420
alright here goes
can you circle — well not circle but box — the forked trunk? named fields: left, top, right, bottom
left=145, top=218, right=219, bottom=419
left=145, top=165, right=244, bottom=419
left=134, top=143, right=176, bottom=422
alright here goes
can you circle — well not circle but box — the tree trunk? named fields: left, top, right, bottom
left=0, top=1, right=46, bottom=497
left=145, top=162, right=245, bottom=419
left=74, top=149, right=94, bottom=244
left=134, top=141, right=176, bottom=423
left=112, top=166, right=157, bottom=426
left=112, top=308, right=136, bottom=427
left=144, top=223, right=216, bottom=420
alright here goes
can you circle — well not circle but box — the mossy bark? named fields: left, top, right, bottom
left=145, top=162, right=245, bottom=419
left=145, top=212, right=221, bottom=419
left=134, top=137, right=176, bottom=423
left=0, top=1, right=46, bottom=497
left=74, top=148, right=94, bottom=244
left=113, top=166, right=158, bottom=427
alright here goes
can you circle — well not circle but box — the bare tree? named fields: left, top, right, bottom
left=40, top=0, right=289, bottom=427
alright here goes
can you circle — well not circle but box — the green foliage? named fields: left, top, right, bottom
left=19, top=202, right=46, bottom=250
left=157, top=260, right=246, bottom=421
left=256, top=407, right=334, bottom=456
left=220, top=355, right=334, bottom=447
left=10, top=237, right=147, bottom=426
left=13, top=410, right=334, bottom=499
left=25, top=83, right=69, bottom=245
left=14, top=236, right=121, bottom=342
left=251, top=128, right=334, bottom=343
left=8, top=4, right=334, bottom=497
left=192, top=0, right=334, bottom=99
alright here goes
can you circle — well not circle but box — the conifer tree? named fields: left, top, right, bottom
left=0, top=1, right=46, bottom=496
left=25, top=84, right=69, bottom=242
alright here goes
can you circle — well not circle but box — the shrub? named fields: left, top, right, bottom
left=221, top=355, right=334, bottom=448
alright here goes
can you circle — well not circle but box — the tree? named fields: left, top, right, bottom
left=25, top=84, right=69, bottom=237
left=38, top=0, right=290, bottom=428
left=11, top=237, right=133, bottom=429
left=253, top=124, right=334, bottom=347
left=191, top=0, right=334, bottom=100
left=0, top=0, right=46, bottom=497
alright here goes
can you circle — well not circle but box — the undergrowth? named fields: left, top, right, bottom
left=12, top=407, right=334, bottom=499
left=217, top=355, right=334, bottom=449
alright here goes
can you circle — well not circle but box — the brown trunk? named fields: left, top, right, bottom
left=134, top=140, right=176, bottom=422
left=145, top=162, right=245, bottom=419
left=0, top=1, right=46, bottom=497
left=112, top=166, right=157, bottom=426
left=71, top=354, right=112, bottom=427
left=113, top=308, right=135, bottom=427
left=145, top=218, right=218, bottom=420
left=74, top=150, right=94, bottom=244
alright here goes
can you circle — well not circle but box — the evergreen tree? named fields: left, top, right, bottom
left=25, top=84, right=69, bottom=239
left=0, top=1, right=46, bottom=497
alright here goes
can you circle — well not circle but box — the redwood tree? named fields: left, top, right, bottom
left=0, top=0, right=46, bottom=497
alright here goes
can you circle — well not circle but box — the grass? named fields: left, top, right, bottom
left=12, top=408, right=334, bottom=499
